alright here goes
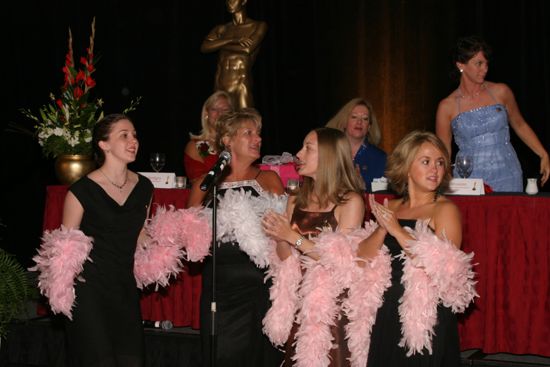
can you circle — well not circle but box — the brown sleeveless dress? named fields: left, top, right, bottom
left=283, top=206, right=351, bottom=366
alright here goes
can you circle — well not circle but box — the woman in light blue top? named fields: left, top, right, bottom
left=436, top=36, right=549, bottom=191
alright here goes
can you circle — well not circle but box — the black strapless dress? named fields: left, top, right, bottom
left=366, top=219, right=460, bottom=367
left=200, top=180, right=284, bottom=367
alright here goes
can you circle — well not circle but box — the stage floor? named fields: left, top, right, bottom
left=1, top=317, right=549, bottom=367
left=0, top=317, right=201, bottom=367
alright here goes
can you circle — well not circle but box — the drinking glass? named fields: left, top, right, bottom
left=150, top=153, right=166, bottom=172
left=286, top=179, right=299, bottom=194
left=455, top=154, right=473, bottom=178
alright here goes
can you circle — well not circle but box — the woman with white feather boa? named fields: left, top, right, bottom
left=187, top=109, right=286, bottom=367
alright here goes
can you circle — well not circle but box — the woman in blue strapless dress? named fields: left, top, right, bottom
left=436, top=36, right=549, bottom=191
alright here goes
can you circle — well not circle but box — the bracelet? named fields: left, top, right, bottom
left=294, top=235, right=305, bottom=248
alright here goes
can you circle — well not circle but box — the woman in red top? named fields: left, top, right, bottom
left=184, top=90, right=235, bottom=183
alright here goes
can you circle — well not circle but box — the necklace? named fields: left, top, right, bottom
left=458, top=83, right=486, bottom=100
left=100, top=169, right=128, bottom=190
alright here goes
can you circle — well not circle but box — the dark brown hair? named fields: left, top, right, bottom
left=92, top=113, right=131, bottom=166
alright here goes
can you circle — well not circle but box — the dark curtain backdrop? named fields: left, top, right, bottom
left=2, top=0, right=549, bottom=264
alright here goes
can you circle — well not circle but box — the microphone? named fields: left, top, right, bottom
left=142, top=320, right=173, bottom=330
left=200, top=151, right=232, bottom=192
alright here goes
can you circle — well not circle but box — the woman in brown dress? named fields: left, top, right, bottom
left=262, top=127, right=366, bottom=366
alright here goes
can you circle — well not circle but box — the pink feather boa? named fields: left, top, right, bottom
left=29, top=226, right=93, bottom=320
left=293, top=231, right=363, bottom=367
left=343, top=225, right=392, bottom=367
left=263, top=220, right=477, bottom=365
left=31, top=206, right=212, bottom=317
left=264, top=225, right=392, bottom=367
left=398, top=220, right=478, bottom=355
left=262, top=245, right=302, bottom=346
left=135, top=205, right=212, bottom=289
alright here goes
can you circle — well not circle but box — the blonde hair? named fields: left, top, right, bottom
left=189, top=90, right=235, bottom=141
left=214, top=108, right=262, bottom=152
left=295, top=127, right=365, bottom=209
left=325, top=97, right=382, bottom=146
left=385, top=131, right=452, bottom=196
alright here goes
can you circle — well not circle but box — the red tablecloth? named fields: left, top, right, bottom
left=368, top=194, right=550, bottom=356
left=43, top=187, right=550, bottom=355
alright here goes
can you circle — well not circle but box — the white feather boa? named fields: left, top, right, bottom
left=204, top=188, right=287, bottom=268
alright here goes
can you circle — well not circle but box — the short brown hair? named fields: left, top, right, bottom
left=385, top=131, right=451, bottom=196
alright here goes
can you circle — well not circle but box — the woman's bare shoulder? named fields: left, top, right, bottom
left=257, top=169, right=284, bottom=195
left=184, top=139, right=201, bottom=160
left=342, top=190, right=364, bottom=203
left=437, top=91, right=459, bottom=113
left=434, top=196, right=461, bottom=220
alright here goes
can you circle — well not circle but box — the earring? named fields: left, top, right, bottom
left=459, top=69, right=463, bottom=73
left=403, top=182, right=409, bottom=202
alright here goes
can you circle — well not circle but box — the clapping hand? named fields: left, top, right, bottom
left=369, top=194, right=399, bottom=236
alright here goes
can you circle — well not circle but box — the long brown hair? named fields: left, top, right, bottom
left=295, top=127, right=365, bottom=209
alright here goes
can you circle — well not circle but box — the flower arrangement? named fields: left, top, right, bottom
left=21, top=17, right=139, bottom=158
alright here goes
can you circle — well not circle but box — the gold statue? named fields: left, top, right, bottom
left=201, top=0, right=267, bottom=109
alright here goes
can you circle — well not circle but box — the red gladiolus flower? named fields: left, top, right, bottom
left=76, top=70, right=86, bottom=82
left=87, top=64, right=95, bottom=72
left=63, top=67, right=74, bottom=86
left=74, top=87, right=84, bottom=99
left=56, top=99, right=63, bottom=109
left=85, top=76, right=96, bottom=88
left=80, top=56, right=88, bottom=66
left=65, top=54, right=73, bottom=67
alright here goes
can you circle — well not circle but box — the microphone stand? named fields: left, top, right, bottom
left=210, top=184, right=218, bottom=367
left=200, top=154, right=230, bottom=367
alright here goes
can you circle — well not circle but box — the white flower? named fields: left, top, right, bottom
left=53, top=127, right=65, bottom=136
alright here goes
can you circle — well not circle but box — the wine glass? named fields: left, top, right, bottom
left=286, top=179, right=299, bottom=194
left=150, top=153, right=166, bottom=173
left=455, top=154, right=473, bottom=178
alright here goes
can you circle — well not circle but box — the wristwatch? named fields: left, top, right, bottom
left=294, top=235, right=305, bottom=248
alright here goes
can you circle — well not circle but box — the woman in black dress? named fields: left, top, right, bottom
left=62, top=113, right=153, bottom=367
left=187, top=109, right=285, bottom=367
left=358, top=131, right=471, bottom=367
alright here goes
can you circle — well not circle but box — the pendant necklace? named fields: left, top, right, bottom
left=458, top=82, right=486, bottom=100
left=100, top=169, right=128, bottom=190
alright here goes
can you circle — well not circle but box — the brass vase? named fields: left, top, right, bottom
left=54, top=154, right=96, bottom=185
